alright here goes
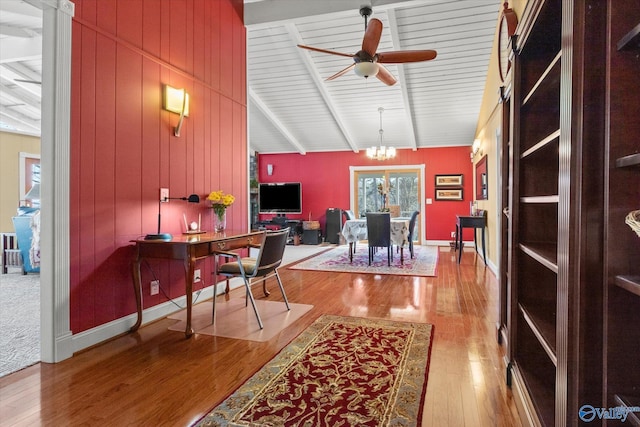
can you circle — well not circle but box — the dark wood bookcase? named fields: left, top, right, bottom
left=605, top=1, right=640, bottom=424
left=506, top=0, right=609, bottom=425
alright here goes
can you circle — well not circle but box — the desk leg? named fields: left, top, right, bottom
left=183, top=250, right=196, bottom=338
left=130, top=247, right=143, bottom=333
left=457, top=225, right=463, bottom=264
left=474, top=229, right=478, bottom=252
left=481, top=227, right=487, bottom=265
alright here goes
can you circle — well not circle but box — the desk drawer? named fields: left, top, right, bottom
left=210, top=233, right=264, bottom=252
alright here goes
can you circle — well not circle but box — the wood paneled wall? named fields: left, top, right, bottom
left=69, top=0, right=246, bottom=333
left=257, top=146, right=474, bottom=242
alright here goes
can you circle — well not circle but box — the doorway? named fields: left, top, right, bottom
left=349, top=165, right=425, bottom=244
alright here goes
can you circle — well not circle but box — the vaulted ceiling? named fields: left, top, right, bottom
left=0, top=0, right=501, bottom=156
left=245, top=0, right=500, bottom=154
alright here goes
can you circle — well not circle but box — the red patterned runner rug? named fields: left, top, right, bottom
left=195, top=315, right=434, bottom=427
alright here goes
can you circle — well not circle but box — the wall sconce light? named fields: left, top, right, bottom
left=471, top=138, right=481, bottom=162
left=163, top=84, right=190, bottom=137
left=267, top=164, right=274, bottom=176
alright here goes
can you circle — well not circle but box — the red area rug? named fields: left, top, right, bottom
left=194, top=315, right=434, bottom=427
left=288, top=245, right=438, bottom=277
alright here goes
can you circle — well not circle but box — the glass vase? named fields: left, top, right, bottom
left=214, top=211, right=226, bottom=232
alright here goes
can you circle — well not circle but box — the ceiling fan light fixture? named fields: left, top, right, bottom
left=354, top=61, right=379, bottom=78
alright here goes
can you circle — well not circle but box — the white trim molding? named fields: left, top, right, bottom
left=37, top=0, right=74, bottom=363
left=349, top=164, right=426, bottom=244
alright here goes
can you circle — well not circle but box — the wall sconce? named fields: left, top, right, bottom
left=163, top=84, right=190, bottom=137
left=471, top=138, right=481, bottom=162
left=267, top=164, right=273, bottom=176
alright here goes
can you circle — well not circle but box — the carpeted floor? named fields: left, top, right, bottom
left=0, top=272, right=40, bottom=378
left=288, top=244, right=439, bottom=277
left=195, top=314, right=434, bottom=427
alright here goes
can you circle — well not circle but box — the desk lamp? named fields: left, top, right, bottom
left=145, top=193, right=200, bottom=240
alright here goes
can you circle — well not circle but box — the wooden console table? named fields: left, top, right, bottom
left=455, top=214, right=487, bottom=265
left=130, top=230, right=264, bottom=337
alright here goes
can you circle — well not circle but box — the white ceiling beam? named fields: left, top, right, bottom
left=1, top=0, right=42, bottom=17
left=285, top=23, right=360, bottom=153
left=0, top=106, right=40, bottom=131
left=245, top=0, right=431, bottom=27
left=0, top=80, right=41, bottom=108
left=249, top=87, right=307, bottom=155
left=386, top=8, right=418, bottom=151
left=0, top=35, right=42, bottom=63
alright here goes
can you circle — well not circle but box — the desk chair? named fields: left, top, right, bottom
left=213, top=228, right=291, bottom=329
left=366, top=212, right=392, bottom=266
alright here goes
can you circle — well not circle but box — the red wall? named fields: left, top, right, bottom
left=257, top=146, right=474, bottom=242
left=69, top=0, right=246, bottom=333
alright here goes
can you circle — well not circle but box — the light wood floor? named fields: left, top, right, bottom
left=0, top=246, right=523, bottom=426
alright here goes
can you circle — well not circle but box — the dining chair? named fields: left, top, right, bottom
left=407, top=210, right=420, bottom=258
left=343, top=210, right=356, bottom=220
left=342, top=209, right=357, bottom=254
left=212, top=227, right=291, bottom=329
left=366, top=212, right=392, bottom=266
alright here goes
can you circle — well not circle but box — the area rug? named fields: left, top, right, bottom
left=194, top=314, right=434, bottom=427
left=168, top=298, right=313, bottom=342
left=0, top=273, right=40, bottom=377
left=288, top=245, right=438, bottom=277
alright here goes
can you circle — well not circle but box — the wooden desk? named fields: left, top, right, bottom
left=456, top=215, right=487, bottom=265
left=130, top=230, right=264, bottom=337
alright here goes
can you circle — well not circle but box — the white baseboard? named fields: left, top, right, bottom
left=71, top=277, right=245, bottom=354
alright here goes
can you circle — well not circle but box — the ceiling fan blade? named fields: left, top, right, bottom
left=376, top=64, right=397, bottom=86
left=326, top=63, right=356, bottom=81
left=362, top=18, right=383, bottom=57
left=376, top=50, right=437, bottom=63
left=297, top=44, right=354, bottom=58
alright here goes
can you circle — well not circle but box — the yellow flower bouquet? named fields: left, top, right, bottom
left=208, top=190, right=235, bottom=231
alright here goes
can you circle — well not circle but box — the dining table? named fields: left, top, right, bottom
left=341, top=218, right=410, bottom=264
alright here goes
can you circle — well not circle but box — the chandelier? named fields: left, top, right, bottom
left=366, top=107, right=396, bottom=160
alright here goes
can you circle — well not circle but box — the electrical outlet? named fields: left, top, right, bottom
left=150, top=280, right=159, bottom=295
left=451, top=231, right=456, bottom=238
left=194, top=269, right=201, bottom=283
left=160, top=188, right=169, bottom=202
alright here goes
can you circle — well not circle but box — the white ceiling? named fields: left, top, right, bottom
left=0, top=0, right=42, bottom=136
left=0, top=0, right=501, bottom=155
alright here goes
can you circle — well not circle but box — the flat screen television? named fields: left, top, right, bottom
left=258, top=182, right=302, bottom=214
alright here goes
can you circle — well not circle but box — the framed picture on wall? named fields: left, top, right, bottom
left=435, top=174, right=463, bottom=187
left=435, top=188, right=463, bottom=201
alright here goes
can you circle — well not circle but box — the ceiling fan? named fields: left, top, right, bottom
left=297, top=6, right=437, bottom=86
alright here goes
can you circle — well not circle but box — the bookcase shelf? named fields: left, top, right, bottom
left=606, top=4, right=640, bottom=414
left=506, top=1, right=639, bottom=425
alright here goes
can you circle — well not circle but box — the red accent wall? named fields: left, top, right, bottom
left=69, top=0, right=246, bottom=333
left=257, top=147, right=474, bottom=242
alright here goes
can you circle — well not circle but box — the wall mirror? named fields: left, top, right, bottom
left=475, top=155, right=488, bottom=200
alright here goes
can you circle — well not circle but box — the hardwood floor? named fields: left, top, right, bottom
left=0, top=246, right=522, bottom=426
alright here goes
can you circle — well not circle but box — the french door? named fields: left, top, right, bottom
left=349, top=165, right=424, bottom=243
